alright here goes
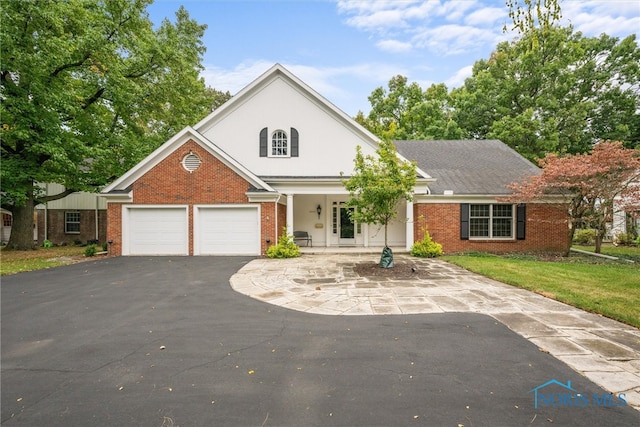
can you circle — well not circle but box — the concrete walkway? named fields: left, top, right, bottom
left=230, top=253, right=640, bottom=411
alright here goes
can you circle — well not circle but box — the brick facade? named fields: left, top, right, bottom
left=106, top=140, right=276, bottom=256
left=414, top=202, right=569, bottom=254
left=37, top=209, right=107, bottom=246
left=105, top=139, right=570, bottom=257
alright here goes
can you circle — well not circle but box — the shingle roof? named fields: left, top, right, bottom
left=394, top=140, right=540, bottom=195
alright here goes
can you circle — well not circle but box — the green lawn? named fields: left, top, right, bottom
left=0, top=246, right=87, bottom=276
left=442, top=252, right=640, bottom=328
left=573, top=243, right=640, bottom=262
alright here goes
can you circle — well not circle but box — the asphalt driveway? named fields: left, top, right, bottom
left=2, top=257, right=638, bottom=426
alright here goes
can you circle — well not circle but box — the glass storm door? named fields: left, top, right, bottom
left=339, top=205, right=355, bottom=245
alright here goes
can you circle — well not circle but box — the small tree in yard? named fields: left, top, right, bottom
left=342, top=139, right=417, bottom=268
left=505, top=141, right=640, bottom=254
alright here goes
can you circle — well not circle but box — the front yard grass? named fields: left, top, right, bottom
left=443, top=252, right=640, bottom=328
left=573, top=243, right=640, bottom=262
left=0, top=246, right=87, bottom=276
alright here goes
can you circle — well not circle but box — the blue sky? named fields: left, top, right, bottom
left=148, top=0, right=640, bottom=116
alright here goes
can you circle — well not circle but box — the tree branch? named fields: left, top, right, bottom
left=50, top=51, right=91, bottom=78
left=35, top=188, right=77, bottom=205
left=81, top=87, right=106, bottom=109
left=1, top=140, right=17, bottom=155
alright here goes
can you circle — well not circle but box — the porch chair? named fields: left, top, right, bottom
left=293, top=231, right=312, bottom=247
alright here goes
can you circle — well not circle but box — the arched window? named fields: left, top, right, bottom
left=259, top=127, right=298, bottom=157
left=271, top=130, right=288, bottom=157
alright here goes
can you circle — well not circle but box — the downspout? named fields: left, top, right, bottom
left=95, top=195, right=99, bottom=241
left=274, top=194, right=283, bottom=245
left=44, top=183, right=48, bottom=241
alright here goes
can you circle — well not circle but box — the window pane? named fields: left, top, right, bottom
left=271, top=130, right=288, bottom=156
left=493, top=204, right=512, bottom=217
left=470, top=204, right=489, bottom=217
left=492, top=218, right=513, bottom=237
left=470, top=218, right=489, bottom=237
left=65, top=212, right=80, bottom=233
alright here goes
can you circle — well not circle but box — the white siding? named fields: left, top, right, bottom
left=199, top=77, right=378, bottom=177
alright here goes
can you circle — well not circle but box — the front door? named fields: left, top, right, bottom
left=339, top=205, right=355, bottom=245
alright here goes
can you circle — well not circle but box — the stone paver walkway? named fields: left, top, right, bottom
left=230, top=254, right=640, bottom=411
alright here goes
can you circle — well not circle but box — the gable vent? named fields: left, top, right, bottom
left=182, top=152, right=201, bottom=172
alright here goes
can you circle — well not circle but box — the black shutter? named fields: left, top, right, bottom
left=460, top=203, right=470, bottom=240
left=259, top=127, right=268, bottom=157
left=291, top=127, right=299, bottom=157
left=516, top=204, right=526, bottom=240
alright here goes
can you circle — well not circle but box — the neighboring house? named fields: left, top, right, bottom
left=1, top=188, right=105, bottom=246
left=35, top=183, right=107, bottom=246
left=1, top=208, right=14, bottom=244
left=610, top=199, right=639, bottom=241
left=101, top=64, right=568, bottom=256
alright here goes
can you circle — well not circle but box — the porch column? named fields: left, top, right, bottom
left=286, top=194, right=294, bottom=237
left=406, top=200, right=414, bottom=251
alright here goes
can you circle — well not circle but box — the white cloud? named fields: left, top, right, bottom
left=558, top=1, right=640, bottom=37
left=336, top=0, right=511, bottom=56
left=412, top=24, right=503, bottom=55
left=445, top=65, right=474, bottom=88
left=437, top=0, right=478, bottom=22
left=376, top=39, right=413, bottom=53
left=201, top=60, right=406, bottom=101
left=464, top=7, right=508, bottom=27
left=336, top=0, right=439, bottom=32
left=200, top=60, right=276, bottom=94
left=337, top=0, right=638, bottom=58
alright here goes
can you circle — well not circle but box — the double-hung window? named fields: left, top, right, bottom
left=65, top=211, right=81, bottom=234
left=469, top=204, right=513, bottom=239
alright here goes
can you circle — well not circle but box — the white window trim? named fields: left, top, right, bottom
left=65, top=211, right=81, bottom=234
left=469, top=204, right=515, bottom=240
left=269, top=129, right=289, bottom=158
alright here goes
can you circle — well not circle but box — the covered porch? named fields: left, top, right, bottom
left=279, top=192, right=413, bottom=251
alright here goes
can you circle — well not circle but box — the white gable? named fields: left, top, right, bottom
left=195, top=64, right=381, bottom=177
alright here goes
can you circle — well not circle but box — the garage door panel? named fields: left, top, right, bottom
left=196, top=207, right=259, bottom=255
left=127, top=208, right=188, bottom=255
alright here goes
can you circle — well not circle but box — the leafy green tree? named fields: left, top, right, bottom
left=504, top=0, right=562, bottom=47
left=453, top=27, right=640, bottom=161
left=341, top=140, right=417, bottom=267
left=357, top=77, right=463, bottom=141
left=1, top=0, right=215, bottom=249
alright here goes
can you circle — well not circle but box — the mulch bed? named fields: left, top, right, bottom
left=353, top=261, right=432, bottom=279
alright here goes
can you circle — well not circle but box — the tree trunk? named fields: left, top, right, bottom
left=594, top=234, right=603, bottom=254
left=380, top=221, right=394, bottom=268
left=6, top=190, right=36, bottom=251
left=565, top=224, right=576, bottom=257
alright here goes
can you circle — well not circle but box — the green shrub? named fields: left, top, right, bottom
left=615, top=233, right=634, bottom=246
left=266, top=229, right=301, bottom=259
left=84, top=244, right=97, bottom=257
left=573, top=229, right=596, bottom=245
left=636, top=236, right=640, bottom=247
left=43, top=239, right=53, bottom=248
left=411, top=228, right=443, bottom=258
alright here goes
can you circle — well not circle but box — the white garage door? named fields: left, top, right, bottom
left=126, top=207, right=188, bottom=255
left=195, top=207, right=260, bottom=255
